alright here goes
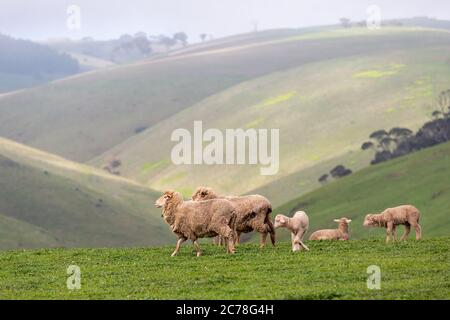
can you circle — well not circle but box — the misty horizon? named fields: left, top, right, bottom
left=1, top=0, right=450, bottom=42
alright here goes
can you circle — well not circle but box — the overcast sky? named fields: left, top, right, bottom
left=1, top=0, right=450, bottom=41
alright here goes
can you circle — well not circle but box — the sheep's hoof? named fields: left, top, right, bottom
left=196, top=252, right=202, bottom=257
left=171, top=252, right=177, bottom=257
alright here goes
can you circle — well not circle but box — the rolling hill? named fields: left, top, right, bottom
left=91, top=28, right=450, bottom=202
left=273, top=141, right=450, bottom=241
left=0, top=137, right=172, bottom=249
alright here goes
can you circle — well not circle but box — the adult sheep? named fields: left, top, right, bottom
left=363, top=205, right=421, bottom=243
left=155, top=190, right=237, bottom=257
left=192, top=187, right=275, bottom=247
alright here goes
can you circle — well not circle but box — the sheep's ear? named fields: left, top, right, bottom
left=333, top=219, right=340, bottom=222
left=280, top=216, right=286, bottom=223
left=346, top=219, right=352, bottom=223
left=166, top=191, right=173, bottom=198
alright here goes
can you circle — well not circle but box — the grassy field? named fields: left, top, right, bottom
left=0, top=137, right=171, bottom=249
left=0, top=239, right=448, bottom=299
left=274, top=142, right=450, bottom=241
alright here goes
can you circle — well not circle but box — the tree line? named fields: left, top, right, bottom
left=0, top=33, right=79, bottom=76
left=362, top=90, right=450, bottom=164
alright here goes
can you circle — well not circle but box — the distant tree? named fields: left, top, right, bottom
left=200, top=33, right=207, bottom=42
left=330, top=165, right=352, bottom=178
left=318, top=174, right=329, bottom=184
left=173, top=32, right=188, bottom=47
left=134, top=31, right=148, bottom=39
left=119, top=34, right=133, bottom=44
left=159, top=35, right=177, bottom=51
left=133, top=37, right=152, bottom=55
left=339, top=17, right=351, bottom=28
left=361, top=141, right=374, bottom=151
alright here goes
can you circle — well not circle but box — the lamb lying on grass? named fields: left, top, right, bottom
left=192, top=187, right=275, bottom=247
left=309, top=217, right=352, bottom=240
left=274, top=211, right=309, bottom=252
left=155, top=191, right=237, bottom=257
left=363, top=205, right=421, bottom=243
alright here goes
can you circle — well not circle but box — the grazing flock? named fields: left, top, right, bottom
left=154, top=187, right=422, bottom=256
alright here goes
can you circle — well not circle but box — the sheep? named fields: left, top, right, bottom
left=155, top=190, right=237, bottom=257
left=363, top=205, right=421, bottom=243
left=192, top=187, right=275, bottom=247
left=309, top=217, right=352, bottom=240
left=274, top=211, right=310, bottom=252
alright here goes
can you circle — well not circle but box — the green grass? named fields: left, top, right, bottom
left=0, top=239, right=448, bottom=299
left=274, top=142, right=450, bottom=240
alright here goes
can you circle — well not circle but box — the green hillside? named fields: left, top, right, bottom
left=91, top=29, right=450, bottom=201
left=0, top=239, right=448, bottom=299
left=0, top=28, right=449, bottom=166
left=0, top=138, right=172, bottom=249
left=274, top=142, right=450, bottom=241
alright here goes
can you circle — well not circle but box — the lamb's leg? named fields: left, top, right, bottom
left=291, top=233, right=296, bottom=251
left=171, top=237, right=187, bottom=257
left=386, top=222, right=393, bottom=243
left=413, top=223, right=421, bottom=240
left=193, top=239, right=202, bottom=257
left=401, top=225, right=411, bottom=241
left=392, top=225, right=398, bottom=242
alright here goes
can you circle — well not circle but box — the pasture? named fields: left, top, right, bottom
left=0, top=239, right=448, bottom=299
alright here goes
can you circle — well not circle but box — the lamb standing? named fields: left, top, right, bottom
left=309, top=217, right=352, bottom=240
left=192, top=187, right=275, bottom=247
left=155, top=191, right=237, bottom=257
left=274, top=211, right=310, bottom=252
left=363, top=205, right=421, bottom=243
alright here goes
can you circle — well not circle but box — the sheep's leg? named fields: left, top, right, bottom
left=217, top=226, right=235, bottom=254
left=413, top=223, right=421, bottom=240
left=291, top=233, right=296, bottom=251
left=392, top=225, right=398, bottom=242
left=171, top=237, right=187, bottom=257
left=193, top=240, right=202, bottom=257
left=386, top=222, right=393, bottom=243
left=260, top=232, right=268, bottom=248
left=235, top=232, right=241, bottom=245
left=401, top=225, right=411, bottom=241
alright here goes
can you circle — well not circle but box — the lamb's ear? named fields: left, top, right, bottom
left=333, top=219, right=340, bottom=222
left=279, top=216, right=286, bottom=223
left=346, top=219, right=352, bottom=223
left=166, top=191, right=173, bottom=198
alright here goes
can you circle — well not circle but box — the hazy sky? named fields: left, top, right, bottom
left=1, top=0, right=450, bottom=41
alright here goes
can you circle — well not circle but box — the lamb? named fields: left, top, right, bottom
left=363, top=205, right=421, bottom=243
left=155, top=190, right=237, bottom=257
left=274, top=211, right=310, bottom=252
left=192, top=187, right=275, bottom=247
left=309, top=217, right=352, bottom=240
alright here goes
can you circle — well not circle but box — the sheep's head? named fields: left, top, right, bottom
left=334, top=217, right=352, bottom=225
left=274, top=214, right=287, bottom=229
left=155, top=191, right=175, bottom=208
left=191, top=186, right=216, bottom=201
left=363, top=214, right=377, bottom=227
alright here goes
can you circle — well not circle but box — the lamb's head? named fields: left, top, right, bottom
left=334, top=217, right=352, bottom=225
left=191, top=186, right=217, bottom=201
left=274, top=214, right=288, bottom=229
left=363, top=214, right=377, bottom=228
